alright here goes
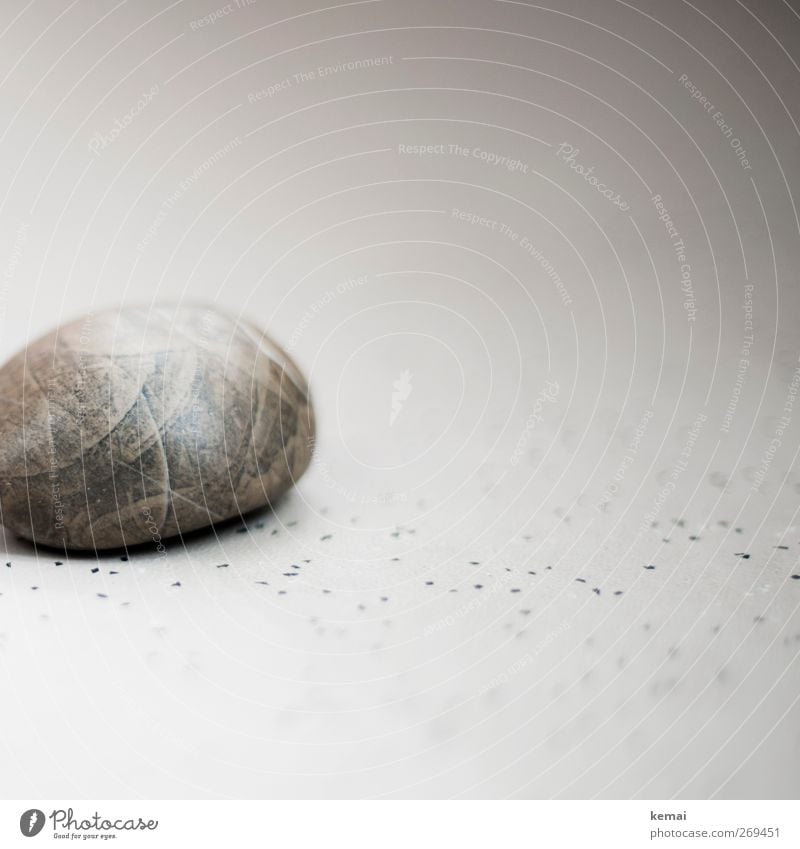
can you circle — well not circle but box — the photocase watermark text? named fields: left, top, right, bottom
left=510, top=380, right=560, bottom=466
left=555, top=143, right=630, bottom=211
left=88, top=85, right=159, bottom=155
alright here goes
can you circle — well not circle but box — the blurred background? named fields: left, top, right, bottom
left=0, top=0, right=798, bottom=799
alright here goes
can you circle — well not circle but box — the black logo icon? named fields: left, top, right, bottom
left=19, top=809, right=45, bottom=837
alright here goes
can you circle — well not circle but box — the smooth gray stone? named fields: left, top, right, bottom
left=0, top=304, right=315, bottom=551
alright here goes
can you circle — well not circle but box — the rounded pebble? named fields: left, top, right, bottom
left=0, top=304, right=315, bottom=550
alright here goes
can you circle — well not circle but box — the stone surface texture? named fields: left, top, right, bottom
left=0, top=304, right=314, bottom=550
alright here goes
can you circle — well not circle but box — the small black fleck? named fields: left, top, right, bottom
left=791, top=575, right=800, bottom=580
left=320, top=534, right=333, bottom=541
left=97, top=593, right=108, bottom=599
left=110, top=571, right=118, bottom=575
left=271, top=529, right=278, bottom=536
left=575, top=578, right=586, bottom=583
left=31, top=586, right=38, bottom=590
left=735, top=552, right=751, bottom=559
left=469, top=561, right=480, bottom=565
left=91, top=567, right=99, bottom=574
left=689, top=535, right=700, bottom=541
left=520, top=609, right=531, bottom=615
left=54, top=561, right=63, bottom=565
left=510, top=588, right=521, bottom=593
left=171, top=581, right=181, bottom=587
left=614, top=590, right=624, bottom=596
left=644, top=564, right=656, bottom=570
left=283, top=572, right=299, bottom=577
left=592, top=588, right=601, bottom=596
left=774, top=545, right=789, bottom=550
left=255, top=580, right=269, bottom=585
left=357, top=604, right=366, bottom=611
left=425, top=581, right=434, bottom=586
left=287, top=520, right=298, bottom=527
left=735, top=527, right=743, bottom=533
left=717, top=520, right=729, bottom=527
left=236, top=527, right=247, bottom=534
left=217, top=564, right=228, bottom=568
left=380, top=596, right=388, bottom=602
left=474, top=584, right=484, bottom=589
left=5, top=562, right=10, bottom=567
left=278, top=590, right=287, bottom=595
left=120, top=555, right=128, bottom=562
left=322, top=589, right=331, bottom=594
